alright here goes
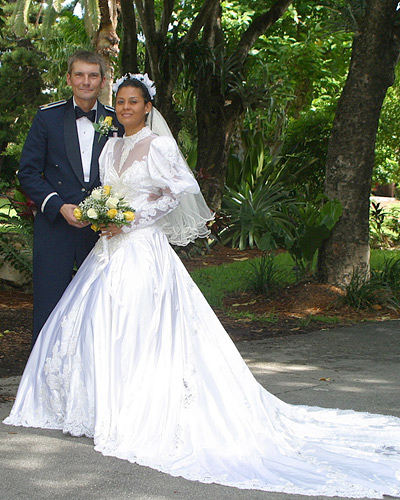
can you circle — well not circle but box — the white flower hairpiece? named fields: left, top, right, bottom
left=112, top=73, right=156, bottom=100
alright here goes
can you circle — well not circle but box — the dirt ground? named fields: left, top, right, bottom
left=0, top=245, right=398, bottom=378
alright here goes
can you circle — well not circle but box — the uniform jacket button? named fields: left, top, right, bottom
left=58, top=181, right=62, bottom=185
left=81, top=187, right=86, bottom=192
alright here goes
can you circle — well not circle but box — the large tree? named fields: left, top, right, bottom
left=119, top=0, right=139, bottom=74
left=134, top=0, right=293, bottom=208
left=317, top=0, right=400, bottom=286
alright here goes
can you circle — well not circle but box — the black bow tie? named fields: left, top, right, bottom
left=75, top=106, right=96, bottom=122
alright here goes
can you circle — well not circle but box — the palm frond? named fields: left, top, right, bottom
left=53, top=0, right=63, bottom=13
left=42, top=1, right=59, bottom=34
left=82, top=0, right=100, bottom=33
left=12, top=0, right=32, bottom=36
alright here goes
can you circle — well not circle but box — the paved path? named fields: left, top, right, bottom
left=1, top=320, right=400, bottom=500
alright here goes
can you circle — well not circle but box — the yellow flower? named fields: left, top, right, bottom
left=103, top=116, right=113, bottom=126
left=123, top=211, right=135, bottom=222
left=103, top=185, right=112, bottom=196
left=107, top=208, right=118, bottom=219
left=73, top=207, right=82, bottom=220
left=91, top=224, right=99, bottom=232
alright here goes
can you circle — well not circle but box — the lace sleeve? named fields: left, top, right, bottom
left=122, top=187, right=180, bottom=233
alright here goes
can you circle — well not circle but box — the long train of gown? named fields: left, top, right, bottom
left=4, top=133, right=400, bottom=498
left=4, top=224, right=400, bottom=498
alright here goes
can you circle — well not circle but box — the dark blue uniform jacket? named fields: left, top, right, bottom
left=18, top=97, right=123, bottom=342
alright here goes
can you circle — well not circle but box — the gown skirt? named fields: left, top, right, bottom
left=4, top=225, right=400, bottom=498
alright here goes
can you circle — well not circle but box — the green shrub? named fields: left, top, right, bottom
left=220, top=179, right=295, bottom=251
left=342, top=261, right=400, bottom=311
left=279, top=108, right=334, bottom=199
left=246, top=252, right=287, bottom=295
left=369, top=202, right=400, bottom=249
left=283, top=195, right=342, bottom=275
left=0, top=190, right=34, bottom=281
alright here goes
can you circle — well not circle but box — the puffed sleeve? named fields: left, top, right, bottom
left=123, top=136, right=204, bottom=233
left=98, top=137, right=118, bottom=185
left=146, top=136, right=200, bottom=195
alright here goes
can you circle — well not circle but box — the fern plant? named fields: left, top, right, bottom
left=0, top=235, right=33, bottom=279
left=342, top=261, right=400, bottom=312
left=0, top=190, right=34, bottom=282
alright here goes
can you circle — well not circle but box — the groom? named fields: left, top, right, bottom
left=18, top=50, right=122, bottom=345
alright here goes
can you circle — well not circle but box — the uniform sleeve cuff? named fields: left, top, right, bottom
left=41, top=192, right=59, bottom=212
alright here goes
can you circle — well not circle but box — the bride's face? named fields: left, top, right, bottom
left=115, top=86, right=152, bottom=135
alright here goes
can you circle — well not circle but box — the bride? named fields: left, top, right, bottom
left=4, top=74, right=400, bottom=499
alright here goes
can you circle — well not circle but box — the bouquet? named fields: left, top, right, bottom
left=74, top=185, right=135, bottom=232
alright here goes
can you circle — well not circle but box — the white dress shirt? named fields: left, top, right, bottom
left=74, top=98, right=97, bottom=182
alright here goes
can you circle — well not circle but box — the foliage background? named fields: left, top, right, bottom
left=1, top=0, right=400, bottom=271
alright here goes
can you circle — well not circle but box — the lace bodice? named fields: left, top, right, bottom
left=99, top=128, right=189, bottom=230
left=98, top=127, right=212, bottom=245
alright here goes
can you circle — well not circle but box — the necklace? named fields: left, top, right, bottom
left=117, top=126, right=152, bottom=174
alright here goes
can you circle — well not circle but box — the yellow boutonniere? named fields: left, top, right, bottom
left=93, top=115, right=117, bottom=142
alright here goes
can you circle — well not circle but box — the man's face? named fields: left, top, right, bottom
left=66, top=61, right=105, bottom=106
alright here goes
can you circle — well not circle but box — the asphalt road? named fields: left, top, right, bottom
left=1, top=320, right=400, bottom=500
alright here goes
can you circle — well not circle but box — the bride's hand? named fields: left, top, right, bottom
left=100, top=224, right=123, bottom=239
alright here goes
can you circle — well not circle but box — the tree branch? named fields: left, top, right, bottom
left=134, top=0, right=160, bottom=78
left=160, top=0, right=175, bottom=38
left=234, top=0, right=293, bottom=65
left=134, top=0, right=156, bottom=36
left=183, top=0, right=221, bottom=44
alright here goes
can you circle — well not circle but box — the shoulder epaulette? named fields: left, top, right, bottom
left=40, top=100, right=67, bottom=110
left=104, top=104, right=115, bottom=112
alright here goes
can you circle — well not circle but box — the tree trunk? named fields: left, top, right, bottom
left=318, top=0, right=400, bottom=287
left=155, top=77, right=181, bottom=139
left=195, top=1, right=236, bottom=209
left=195, top=0, right=292, bottom=208
left=94, top=0, right=120, bottom=106
left=133, top=0, right=186, bottom=138
left=196, top=74, right=239, bottom=209
left=120, top=0, right=138, bottom=74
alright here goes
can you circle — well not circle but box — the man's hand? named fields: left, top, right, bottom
left=60, top=204, right=89, bottom=228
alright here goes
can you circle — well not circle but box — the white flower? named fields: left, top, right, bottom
left=112, top=73, right=156, bottom=100
left=87, top=208, right=98, bottom=219
left=105, top=197, right=119, bottom=209
left=91, top=189, right=102, bottom=201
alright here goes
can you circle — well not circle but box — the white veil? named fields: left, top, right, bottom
left=146, top=107, right=214, bottom=246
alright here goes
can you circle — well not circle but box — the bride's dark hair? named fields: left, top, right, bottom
left=116, top=78, right=152, bottom=103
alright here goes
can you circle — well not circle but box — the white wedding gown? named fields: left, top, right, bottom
left=4, top=128, right=400, bottom=498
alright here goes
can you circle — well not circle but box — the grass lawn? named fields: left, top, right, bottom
left=191, top=248, right=400, bottom=309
